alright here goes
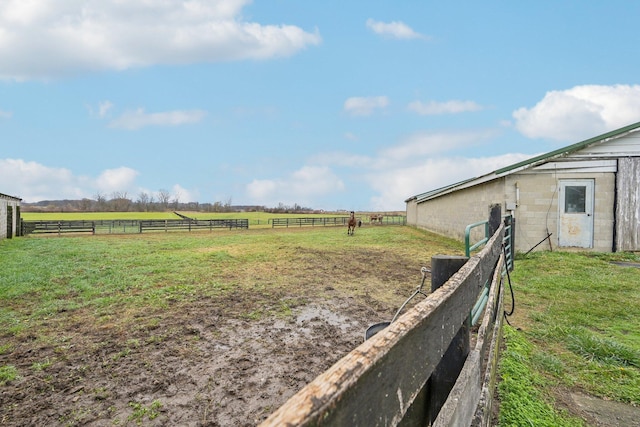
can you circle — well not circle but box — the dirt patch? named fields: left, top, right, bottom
left=0, top=293, right=387, bottom=426
left=556, top=391, right=640, bottom=427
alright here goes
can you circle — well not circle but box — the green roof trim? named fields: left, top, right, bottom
left=495, top=120, right=640, bottom=175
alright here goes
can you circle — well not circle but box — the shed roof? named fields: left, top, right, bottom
left=0, top=192, right=22, bottom=201
left=406, top=120, right=640, bottom=204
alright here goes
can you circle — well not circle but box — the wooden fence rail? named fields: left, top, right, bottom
left=138, top=219, right=248, bottom=232
left=260, top=212, right=505, bottom=427
left=270, top=217, right=352, bottom=227
left=270, top=216, right=406, bottom=228
left=21, top=220, right=96, bottom=235
left=21, top=219, right=249, bottom=235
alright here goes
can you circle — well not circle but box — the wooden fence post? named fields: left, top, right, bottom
left=427, top=255, right=470, bottom=424
left=488, top=204, right=501, bottom=236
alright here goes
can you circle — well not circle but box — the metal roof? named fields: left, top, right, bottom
left=0, top=192, right=22, bottom=201
left=408, top=120, right=640, bottom=204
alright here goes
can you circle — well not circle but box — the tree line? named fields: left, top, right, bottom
left=22, top=190, right=316, bottom=214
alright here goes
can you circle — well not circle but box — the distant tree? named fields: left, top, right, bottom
left=136, top=192, right=151, bottom=212
left=94, top=192, right=107, bottom=211
left=110, top=192, right=131, bottom=212
left=157, top=189, right=171, bottom=210
left=78, top=198, right=93, bottom=211
left=223, top=197, right=233, bottom=212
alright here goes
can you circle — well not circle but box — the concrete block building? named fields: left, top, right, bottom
left=406, top=121, right=640, bottom=253
left=1, top=192, right=22, bottom=240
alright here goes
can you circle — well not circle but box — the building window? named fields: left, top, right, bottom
left=564, top=185, right=586, bottom=213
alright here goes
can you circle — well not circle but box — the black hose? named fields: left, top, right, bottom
left=503, top=244, right=516, bottom=326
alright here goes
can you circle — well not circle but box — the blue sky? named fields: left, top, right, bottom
left=1, top=1, right=640, bottom=211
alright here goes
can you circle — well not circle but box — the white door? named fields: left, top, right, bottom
left=558, top=179, right=594, bottom=248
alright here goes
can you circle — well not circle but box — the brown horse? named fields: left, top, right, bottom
left=347, top=211, right=356, bottom=235
left=369, top=214, right=383, bottom=224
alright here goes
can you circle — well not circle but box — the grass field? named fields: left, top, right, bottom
left=499, top=251, right=640, bottom=426
left=0, top=225, right=460, bottom=425
left=2, top=222, right=638, bottom=425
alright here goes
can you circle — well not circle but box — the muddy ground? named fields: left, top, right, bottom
left=1, top=290, right=391, bottom=426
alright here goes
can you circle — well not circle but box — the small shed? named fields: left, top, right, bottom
left=406, top=121, right=640, bottom=253
left=1, top=192, right=22, bottom=240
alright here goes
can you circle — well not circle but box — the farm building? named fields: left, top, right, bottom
left=405, top=121, right=640, bottom=253
left=1, top=192, right=22, bottom=240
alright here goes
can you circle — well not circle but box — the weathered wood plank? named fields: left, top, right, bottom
left=434, top=250, right=505, bottom=427
left=473, top=263, right=506, bottom=427
left=260, top=224, right=504, bottom=427
left=433, top=350, right=482, bottom=427
left=616, top=157, right=640, bottom=251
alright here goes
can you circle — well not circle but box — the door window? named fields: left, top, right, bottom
left=564, top=186, right=586, bottom=213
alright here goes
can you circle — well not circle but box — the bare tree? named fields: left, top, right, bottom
left=110, top=192, right=131, bottom=212
left=224, top=196, right=233, bottom=212
left=79, top=198, right=93, bottom=211
left=157, top=189, right=171, bottom=210
left=171, top=192, right=180, bottom=210
left=136, top=192, right=150, bottom=211
left=94, top=192, right=107, bottom=211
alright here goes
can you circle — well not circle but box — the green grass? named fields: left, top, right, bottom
left=12, top=225, right=635, bottom=424
left=0, top=365, right=18, bottom=385
left=0, top=226, right=462, bottom=335
left=499, top=327, right=584, bottom=427
left=498, top=251, right=640, bottom=425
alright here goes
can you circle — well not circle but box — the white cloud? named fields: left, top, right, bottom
left=408, top=100, right=484, bottom=115
left=366, top=19, right=426, bottom=40
left=109, top=108, right=206, bottom=130
left=377, top=129, right=498, bottom=164
left=513, top=84, right=640, bottom=142
left=0, top=158, right=88, bottom=201
left=171, top=184, right=199, bottom=203
left=0, top=158, right=148, bottom=202
left=344, top=96, right=389, bottom=116
left=96, top=167, right=139, bottom=193
left=246, top=165, right=344, bottom=206
left=98, top=101, right=113, bottom=118
left=367, top=153, right=534, bottom=211
left=0, top=0, right=321, bottom=81
left=0, top=109, right=12, bottom=119
left=308, top=128, right=511, bottom=210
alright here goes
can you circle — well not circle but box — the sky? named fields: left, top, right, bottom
left=1, top=0, right=640, bottom=211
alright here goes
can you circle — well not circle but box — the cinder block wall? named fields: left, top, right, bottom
left=410, top=180, right=506, bottom=245
left=510, top=171, right=614, bottom=252
left=407, top=171, right=615, bottom=253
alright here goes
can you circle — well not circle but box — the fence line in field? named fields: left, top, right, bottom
left=270, top=215, right=407, bottom=228
left=21, top=219, right=249, bottom=235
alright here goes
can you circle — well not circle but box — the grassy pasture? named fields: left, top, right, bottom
left=0, top=226, right=459, bottom=330
left=3, top=221, right=638, bottom=425
left=499, top=251, right=640, bottom=426
left=0, top=225, right=460, bottom=425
